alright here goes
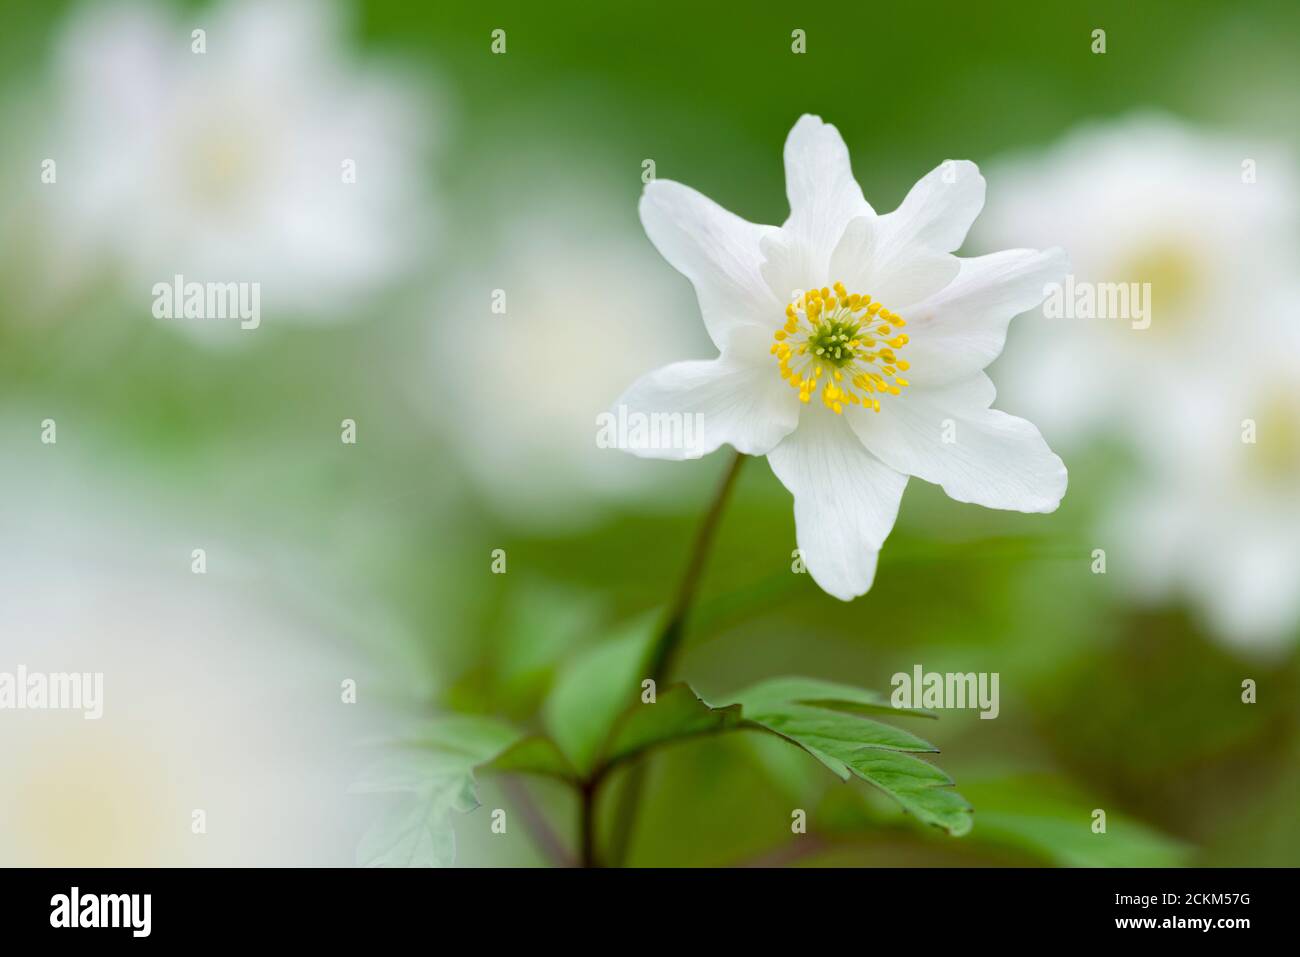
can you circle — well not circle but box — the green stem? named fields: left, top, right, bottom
left=499, top=775, right=575, bottom=867
left=603, top=450, right=746, bottom=866
left=646, top=450, right=747, bottom=681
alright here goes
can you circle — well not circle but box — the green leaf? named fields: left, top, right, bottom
left=356, top=793, right=461, bottom=868
left=959, top=773, right=1192, bottom=866
left=397, top=713, right=524, bottom=757
left=835, top=750, right=973, bottom=835
left=486, top=734, right=579, bottom=781
left=491, top=584, right=606, bottom=711
left=603, top=683, right=743, bottom=767
left=718, top=678, right=973, bottom=836
left=442, top=583, right=604, bottom=718
left=744, top=703, right=940, bottom=761
left=587, top=675, right=972, bottom=837
left=352, top=715, right=525, bottom=867
left=727, top=676, right=935, bottom=719
left=542, top=613, right=657, bottom=775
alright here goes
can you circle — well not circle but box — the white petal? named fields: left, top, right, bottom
left=759, top=230, right=818, bottom=307
left=613, top=354, right=798, bottom=460
left=901, top=247, right=1068, bottom=386
left=849, top=374, right=1067, bottom=512
left=877, top=160, right=985, bottom=254
left=782, top=115, right=873, bottom=272
left=767, top=410, right=908, bottom=600
left=639, top=180, right=780, bottom=351
left=829, top=216, right=959, bottom=309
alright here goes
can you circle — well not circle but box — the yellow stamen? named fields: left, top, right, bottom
left=769, top=281, right=913, bottom=416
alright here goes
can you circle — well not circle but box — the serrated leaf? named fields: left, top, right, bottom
left=543, top=613, right=657, bottom=775
left=718, top=678, right=972, bottom=835
left=839, top=749, right=973, bottom=835
left=351, top=751, right=478, bottom=800
left=728, top=676, right=935, bottom=719
left=353, top=715, right=527, bottom=867
left=603, top=683, right=744, bottom=767
left=585, top=674, right=972, bottom=837
left=747, top=703, right=940, bottom=756
left=357, top=794, right=459, bottom=867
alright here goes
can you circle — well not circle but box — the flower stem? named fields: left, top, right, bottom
left=603, top=449, right=746, bottom=866
left=646, top=449, right=747, bottom=681
left=500, top=775, right=575, bottom=867
left=579, top=780, right=598, bottom=868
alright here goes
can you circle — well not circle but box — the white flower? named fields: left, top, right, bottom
left=0, top=453, right=384, bottom=864
left=1105, top=292, right=1300, bottom=652
left=427, top=188, right=708, bottom=532
left=976, top=115, right=1300, bottom=649
left=975, top=114, right=1299, bottom=445
left=615, top=115, right=1068, bottom=600
left=27, top=0, right=435, bottom=321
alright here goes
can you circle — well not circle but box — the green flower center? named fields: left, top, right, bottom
left=809, top=319, right=862, bottom=368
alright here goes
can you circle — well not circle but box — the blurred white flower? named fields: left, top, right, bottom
left=1106, top=294, right=1300, bottom=652
left=0, top=456, right=383, bottom=865
left=978, top=115, right=1300, bottom=649
left=426, top=185, right=709, bottom=532
left=23, top=0, right=436, bottom=321
left=976, top=114, right=1299, bottom=444
left=616, top=115, right=1068, bottom=601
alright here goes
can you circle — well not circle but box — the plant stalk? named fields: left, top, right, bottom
left=645, top=449, right=747, bottom=681
left=579, top=780, right=598, bottom=867
left=601, top=450, right=746, bottom=866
